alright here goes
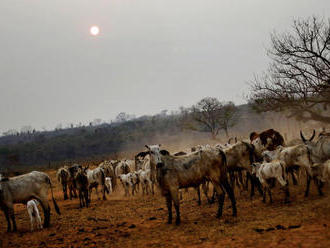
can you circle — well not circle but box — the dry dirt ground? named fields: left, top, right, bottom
left=1, top=170, right=330, bottom=248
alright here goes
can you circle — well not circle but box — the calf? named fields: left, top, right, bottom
left=27, top=199, right=43, bottom=232
left=56, top=167, right=71, bottom=200
left=99, top=161, right=117, bottom=191
left=74, top=167, right=89, bottom=208
left=129, top=172, right=140, bottom=195
left=146, top=144, right=236, bottom=225
left=118, top=174, right=133, bottom=196
left=0, top=171, right=60, bottom=232
left=137, top=169, right=153, bottom=195
left=251, top=161, right=290, bottom=203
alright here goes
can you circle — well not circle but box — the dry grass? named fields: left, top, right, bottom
left=1, top=169, right=330, bottom=248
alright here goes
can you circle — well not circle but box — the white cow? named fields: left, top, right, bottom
left=251, top=161, right=289, bottom=203
left=27, top=199, right=43, bottom=231
left=136, top=169, right=152, bottom=195
left=118, top=174, right=133, bottom=196
left=87, top=167, right=107, bottom=200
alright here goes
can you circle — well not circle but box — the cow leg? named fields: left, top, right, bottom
left=84, top=190, right=89, bottom=207
left=63, top=183, right=68, bottom=200
left=96, top=186, right=100, bottom=200
left=73, top=187, right=78, bottom=198
left=196, top=186, right=201, bottom=206
left=238, top=171, right=244, bottom=190
left=68, top=184, right=73, bottom=200
left=201, top=182, right=211, bottom=204
left=165, top=194, right=172, bottom=224
left=247, top=172, right=256, bottom=198
left=78, top=191, right=82, bottom=208
left=39, top=199, right=51, bottom=228
left=211, top=187, right=217, bottom=204
left=291, top=171, right=298, bottom=185
left=315, top=179, right=324, bottom=196
left=255, top=177, right=263, bottom=196
left=3, top=207, right=12, bottom=232
left=222, top=179, right=237, bottom=217
left=170, top=189, right=180, bottom=225
left=284, top=185, right=290, bottom=203
left=213, top=184, right=225, bottom=219
left=174, top=198, right=180, bottom=225
left=245, top=172, right=250, bottom=191
left=262, top=185, right=267, bottom=203
left=151, top=182, right=154, bottom=195
left=268, top=188, right=273, bottom=203
left=102, top=185, right=106, bottom=200
left=8, top=207, right=17, bottom=232
left=305, top=175, right=311, bottom=197
left=229, top=171, right=235, bottom=189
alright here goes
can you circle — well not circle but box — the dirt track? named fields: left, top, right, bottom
left=1, top=170, right=330, bottom=248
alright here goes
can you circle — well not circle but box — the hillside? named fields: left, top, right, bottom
left=0, top=104, right=319, bottom=171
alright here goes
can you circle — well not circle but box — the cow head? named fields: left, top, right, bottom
left=250, top=136, right=265, bottom=158
left=145, top=144, right=163, bottom=166
left=250, top=163, right=261, bottom=175
left=300, top=130, right=316, bottom=145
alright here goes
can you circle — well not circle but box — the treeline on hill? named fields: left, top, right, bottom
left=0, top=103, right=313, bottom=171
left=0, top=113, right=184, bottom=168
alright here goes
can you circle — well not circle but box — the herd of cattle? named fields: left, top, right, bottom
left=1, top=128, right=330, bottom=231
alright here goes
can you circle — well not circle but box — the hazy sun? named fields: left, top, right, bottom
left=90, top=26, right=100, bottom=36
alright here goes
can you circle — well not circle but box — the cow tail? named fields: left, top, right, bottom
left=218, top=149, right=228, bottom=180
left=47, top=177, right=61, bottom=215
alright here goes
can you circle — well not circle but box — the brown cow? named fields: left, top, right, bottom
left=250, top=129, right=285, bottom=159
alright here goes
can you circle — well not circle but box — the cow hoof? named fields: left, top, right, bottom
left=175, top=220, right=181, bottom=225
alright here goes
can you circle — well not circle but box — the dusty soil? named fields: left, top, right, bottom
left=1, top=170, right=330, bottom=248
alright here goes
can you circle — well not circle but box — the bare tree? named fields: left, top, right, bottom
left=219, top=102, right=239, bottom=137
left=191, top=97, right=224, bottom=139
left=115, top=112, right=135, bottom=123
left=20, top=125, right=33, bottom=134
left=249, top=16, right=330, bottom=123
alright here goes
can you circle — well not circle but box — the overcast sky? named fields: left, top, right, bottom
left=0, top=0, right=329, bottom=133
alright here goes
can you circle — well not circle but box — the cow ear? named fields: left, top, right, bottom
left=160, top=150, right=170, bottom=156
left=158, top=144, right=162, bottom=147
left=145, top=145, right=149, bottom=149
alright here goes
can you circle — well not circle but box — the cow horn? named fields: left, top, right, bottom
left=300, top=131, right=307, bottom=143
left=309, top=129, right=315, bottom=141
